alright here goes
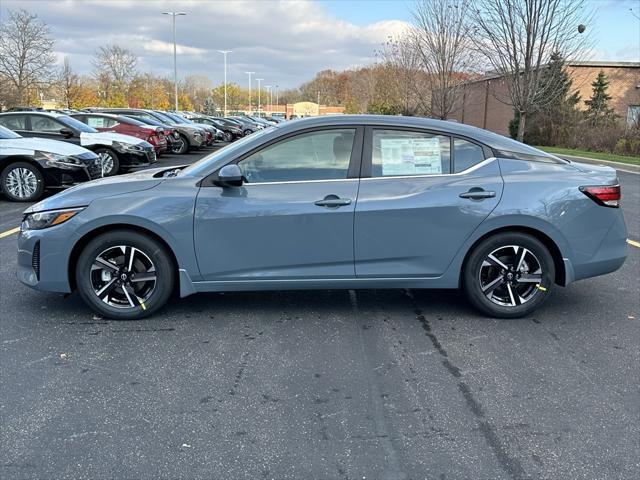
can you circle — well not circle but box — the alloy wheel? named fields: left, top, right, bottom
left=5, top=167, right=38, bottom=200
left=90, top=245, right=157, bottom=309
left=98, top=152, right=114, bottom=175
left=479, top=245, right=543, bottom=307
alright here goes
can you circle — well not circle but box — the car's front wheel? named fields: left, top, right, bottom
left=75, top=230, right=175, bottom=320
left=94, top=148, right=120, bottom=176
left=463, top=232, right=555, bottom=318
left=1, top=161, right=45, bottom=202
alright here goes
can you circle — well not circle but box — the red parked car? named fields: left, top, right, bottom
left=71, top=113, right=168, bottom=156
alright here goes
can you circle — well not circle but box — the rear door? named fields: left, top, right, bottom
left=354, top=127, right=503, bottom=278
left=194, top=126, right=363, bottom=282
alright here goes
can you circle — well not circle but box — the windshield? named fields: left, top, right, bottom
left=129, top=116, right=166, bottom=127
left=153, top=111, right=182, bottom=124
left=117, top=116, right=146, bottom=126
left=180, top=126, right=274, bottom=176
left=59, top=115, right=97, bottom=133
left=0, top=125, right=21, bottom=139
left=165, top=112, right=193, bottom=124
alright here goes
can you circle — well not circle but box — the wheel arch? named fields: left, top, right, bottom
left=67, top=223, right=180, bottom=292
left=460, top=226, right=567, bottom=287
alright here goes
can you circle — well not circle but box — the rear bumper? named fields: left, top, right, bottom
left=567, top=209, right=628, bottom=284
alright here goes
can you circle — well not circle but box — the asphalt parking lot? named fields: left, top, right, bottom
left=1, top=148, right=638, bottom=480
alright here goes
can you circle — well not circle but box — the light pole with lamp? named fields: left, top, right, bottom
left=265, top=85, right=272, bottom=114
left=245, top=71, right=254, bottom=114
left=217, top=50, right=231, bottom=116
left=256, top=78, right=263, bottom=115
left=162, top=11, right=186, bottom=111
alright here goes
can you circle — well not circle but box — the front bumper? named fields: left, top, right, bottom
left=117, top=148, right=157, bottom=170
left=17, top=225, right=76, bottom=293
left=43, top=165, right=91, bottom=188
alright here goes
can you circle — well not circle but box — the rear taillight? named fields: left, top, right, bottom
left=580, top=185, right=621, bottom=208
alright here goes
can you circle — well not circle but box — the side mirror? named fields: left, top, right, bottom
left=59, top=127, right=74, bottom=138
left=215, top=164, right=244, bottom=187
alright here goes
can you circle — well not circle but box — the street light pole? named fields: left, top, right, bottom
left=245, top=71, right=254, bottom=114
left=275, top=84, right=279, bottom=115
left=256, top=78, right=263, bottom=115
left=162, top=11, right=186, bottom=111
left=265, top=85, right=272, bottom=113
left=217, top=50, right=231, bottom=116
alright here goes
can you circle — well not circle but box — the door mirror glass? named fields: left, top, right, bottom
left=215, top=164, right=244, bottom=187
left=59, top=127, right=74, bottom=137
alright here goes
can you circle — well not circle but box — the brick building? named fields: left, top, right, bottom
left=450, top=61, right=640, bottom=136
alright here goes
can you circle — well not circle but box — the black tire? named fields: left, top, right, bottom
left=462, top=232, right=555, bottom=319
left=174, top=134, right=190, bottom=155
left=1, top=161, right=45, bottom=202
left=94, top=148, right=120, bottom=176
left=75, top=230, right=175, bottom=320
left=243, top=129, right=254, bottom=136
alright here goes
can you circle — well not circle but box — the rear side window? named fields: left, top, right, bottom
left=87, top=116, right=117, bottom=128
left=453, top=139, right=486, bottom=173
left=238, top=129, right=355, bottom=183
left=31, top=116, right=64, bottom=133
left=372, top=129, right=450, bottom=177
left=0, top=115, right=27, bottom=131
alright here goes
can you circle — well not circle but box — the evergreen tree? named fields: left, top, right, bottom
left=510, top=52, right=581, bottom=145
left=584, top=70, right=617, bottom=126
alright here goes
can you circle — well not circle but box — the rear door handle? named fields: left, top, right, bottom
left=314, top=195, right=352, bottom=208
left=459, top=188, right=496, bottom=200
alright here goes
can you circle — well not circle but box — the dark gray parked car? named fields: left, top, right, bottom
left=17, top=115, right=627, bottom=320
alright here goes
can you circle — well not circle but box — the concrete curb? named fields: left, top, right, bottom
left=557, top=154, right=640, bottom=174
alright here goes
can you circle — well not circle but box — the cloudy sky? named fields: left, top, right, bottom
left=1, top=0, right=638, bottom=89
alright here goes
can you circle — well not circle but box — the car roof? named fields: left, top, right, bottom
left=0, top=111, right=64, bottom=118
left=276, top=115, right=554, bottom=158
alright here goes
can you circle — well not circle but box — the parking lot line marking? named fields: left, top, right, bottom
left=628, top=239, right=640, bottom=248
left=0, top=227, right=20, bottom=239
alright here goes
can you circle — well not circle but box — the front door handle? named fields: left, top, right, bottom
left=459, top=188, right=496, bottom=200
left=314, top=195, right=352, bottom=208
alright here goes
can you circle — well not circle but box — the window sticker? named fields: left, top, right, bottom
left=380, top=137, right=442, bottom=175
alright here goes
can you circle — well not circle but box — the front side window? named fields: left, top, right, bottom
left=0, top=115, right=27, bottom=131
left=372, top=129, right=450, bottom=177
left=453, top=138, right=486, bottom=173
left=30, top=116, right=64, bottom=133
left=238, top=129, right=355, bottom=183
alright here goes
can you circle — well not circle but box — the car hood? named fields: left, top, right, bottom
left=23, top=167, right=169, bottom=214
left=79, top=131, right=146, bottom=147
left=1, top=137, right=93, bottom=156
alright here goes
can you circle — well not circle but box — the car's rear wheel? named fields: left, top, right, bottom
left=463, top=232, right=555, bottom=318
left=75, top=230, right=175, bottom=320
left=1, top=161, right=44, bottom=202
left=94, top=148, right=119, bottom=176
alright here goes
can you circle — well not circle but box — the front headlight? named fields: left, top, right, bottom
left=113, top=141, right=144, bottom=153
left=36, top=151, right=83, bottom=168
left=22, top=207, right=84, bottom=231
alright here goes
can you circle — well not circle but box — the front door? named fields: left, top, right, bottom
left=194, top=127, right=363, bottom=282
left=28, top=115, right=80, bottom=145
left=354, top=128, right=503, bottom=278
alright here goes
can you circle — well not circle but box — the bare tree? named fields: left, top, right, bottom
left=377, top=35, right=426, bottom=115
left=92, top=44, right=138, bottom=94
left=57, top=57, right=79, bottom=109
left=0, top=9, right=56, bottom=106
left=411, top=0, right=475, bottom=119
left=471, top=0, right=591, bottom=141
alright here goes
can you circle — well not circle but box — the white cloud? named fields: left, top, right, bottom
left=0, top=0, right=411, bottom=87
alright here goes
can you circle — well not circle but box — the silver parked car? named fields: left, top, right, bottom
left=17, top=116, right=627, bottom=320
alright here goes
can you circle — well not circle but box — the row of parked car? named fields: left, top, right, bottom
left=0, top=108, right=285, bottom=202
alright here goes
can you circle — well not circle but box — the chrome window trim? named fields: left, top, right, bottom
left=244, top=177, right=359, bottom=186
left=361, top=157, right=496, bottom=181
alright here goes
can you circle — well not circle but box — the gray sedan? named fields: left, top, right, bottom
left=16, top=115, right=628, bottom=320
